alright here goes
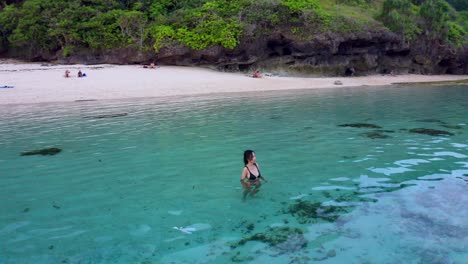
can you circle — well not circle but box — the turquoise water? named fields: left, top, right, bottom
left=1, top=85, right=467, bottom=264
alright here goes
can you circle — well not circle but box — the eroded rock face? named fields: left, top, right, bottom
left=150, top=30, right=466, bottom=75
left=57, top=48, right=156, bottom=65
left=7, top=29, right=466, bottom=76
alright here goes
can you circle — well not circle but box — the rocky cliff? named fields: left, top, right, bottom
left=53, top=29, right=467, bottom=76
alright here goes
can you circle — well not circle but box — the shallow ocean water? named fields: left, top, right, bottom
left=1, top=85, right=467, bottom=264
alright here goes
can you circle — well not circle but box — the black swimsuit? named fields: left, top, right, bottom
left=246, top=164, right=261, bottom=181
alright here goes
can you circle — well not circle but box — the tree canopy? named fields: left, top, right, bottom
left=0, top=0, right=466, bottom=58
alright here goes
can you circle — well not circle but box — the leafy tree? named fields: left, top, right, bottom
left=379, top=0, right=421, bottom=40
left=457, top=11, right=468, bottom=32
left=6, top=0, right=61, bottom=55
left=0, top=4, right=18, bottom=51
left=118, top=10, right=148, bottom=47
left=419, top=0, right=455, bottom=35
left=149, top=0, right=244, bottom=51
left=281, top=0, right=320, bottom=13
left=418, top=0, right=465, bottom=46
left=81, top=10, right=126, bottom=50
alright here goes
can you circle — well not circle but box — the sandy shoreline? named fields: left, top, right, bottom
left=0, top=62, right=467, bottom=105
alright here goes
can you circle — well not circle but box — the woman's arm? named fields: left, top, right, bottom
left=240, top=168, right=249, bottom=188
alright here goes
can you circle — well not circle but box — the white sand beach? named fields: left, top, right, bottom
left=0, top=61, right=467, bottom=105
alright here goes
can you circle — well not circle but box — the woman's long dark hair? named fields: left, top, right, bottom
left=243, top=150, right=255, bottom=165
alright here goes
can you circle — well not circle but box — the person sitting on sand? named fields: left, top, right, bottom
left=240, top=150, right=268, bottom=200
left=64, top=70, right=71, bottom=78
left=150, top=63, right=155, bottom=69
left=78, top=70, right=83, bottom=78
left=252, top=70, right=262, bottom=78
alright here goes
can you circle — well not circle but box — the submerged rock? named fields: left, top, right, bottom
left=231, top=226, right=306, bottom=253
left=21, top=147, right=62, bottom=156
left=409, top=128, right=454, bottom=136
left=415, top=119, right=447, bottom=124
left=84, top=113, right=128, bottom=119
left=338, top=123, right=382, bottom=129
left=283, top=200, right=352, bottom=224
left=360, top=131, right=391, bottom=139
left=374, top=129, right=395, bottom=133
left=273, top=234, right=308, bottom=256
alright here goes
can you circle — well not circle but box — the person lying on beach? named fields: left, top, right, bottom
left=64, top=70, right=70, bottom=78
left=240, top=150, right=268, bottom=200
left=252, top=70, right=262, bottom=78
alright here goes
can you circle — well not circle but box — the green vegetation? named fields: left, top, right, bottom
left=379, top=0, right=421, bottom=40
left=0, top=0, right=466, bottom=58
left=446, top=0, right=468, bottom=11
left=379, top=0, right=467, bottom=46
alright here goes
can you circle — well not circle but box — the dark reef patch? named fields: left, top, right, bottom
left=338, top=123, right=382, bottom=129
left=84, top=113, right=128, bottom=119
left=283, top=200, right=353, bottom=224
left=21, top=147, right=62, bottom=156
left=409, top=128, right=454, bottom=136
left=230, top=226, right=306, bottom=253
left=360, top=131, right=391, bottom=139
left=415, top=119, right=447, bottom=124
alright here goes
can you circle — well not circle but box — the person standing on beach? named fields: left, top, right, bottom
left=240, top=150, right=268, bottom=200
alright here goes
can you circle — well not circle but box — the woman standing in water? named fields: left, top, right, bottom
left=240, top=150, right=268, bottom=200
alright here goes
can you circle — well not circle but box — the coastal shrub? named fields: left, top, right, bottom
left=0, top=5, right=19, bottom=37
left=62, top=46, right=73, bottom=57
left=242, top=1, right=281, bottom=32
left=117, top=11, right=148, bottom=48
left=81, top=10, right=127, bottom=50
left=49, top=5, right=98, bottom=52
left=379, top=0, right=421, bottom=40
left=419, top=0, right=456, bottom=34
left=151, top=19, right=242, bottom=51
left=335, top=0, right=372, bottom=7
left=6, top=0, right=60, bottom=54
left=281, top=0, right=331, bottom=25
left=419, top=0, right=467, bottom=46
left=149, top=0, right=243, bottom=52
left=150, top=25, right=176, bottom=53
left=457, top=11, right=468, bottom=32
left=282, top=0, right=320, bottom=13
left=447, top=22, right=467, bottom=46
